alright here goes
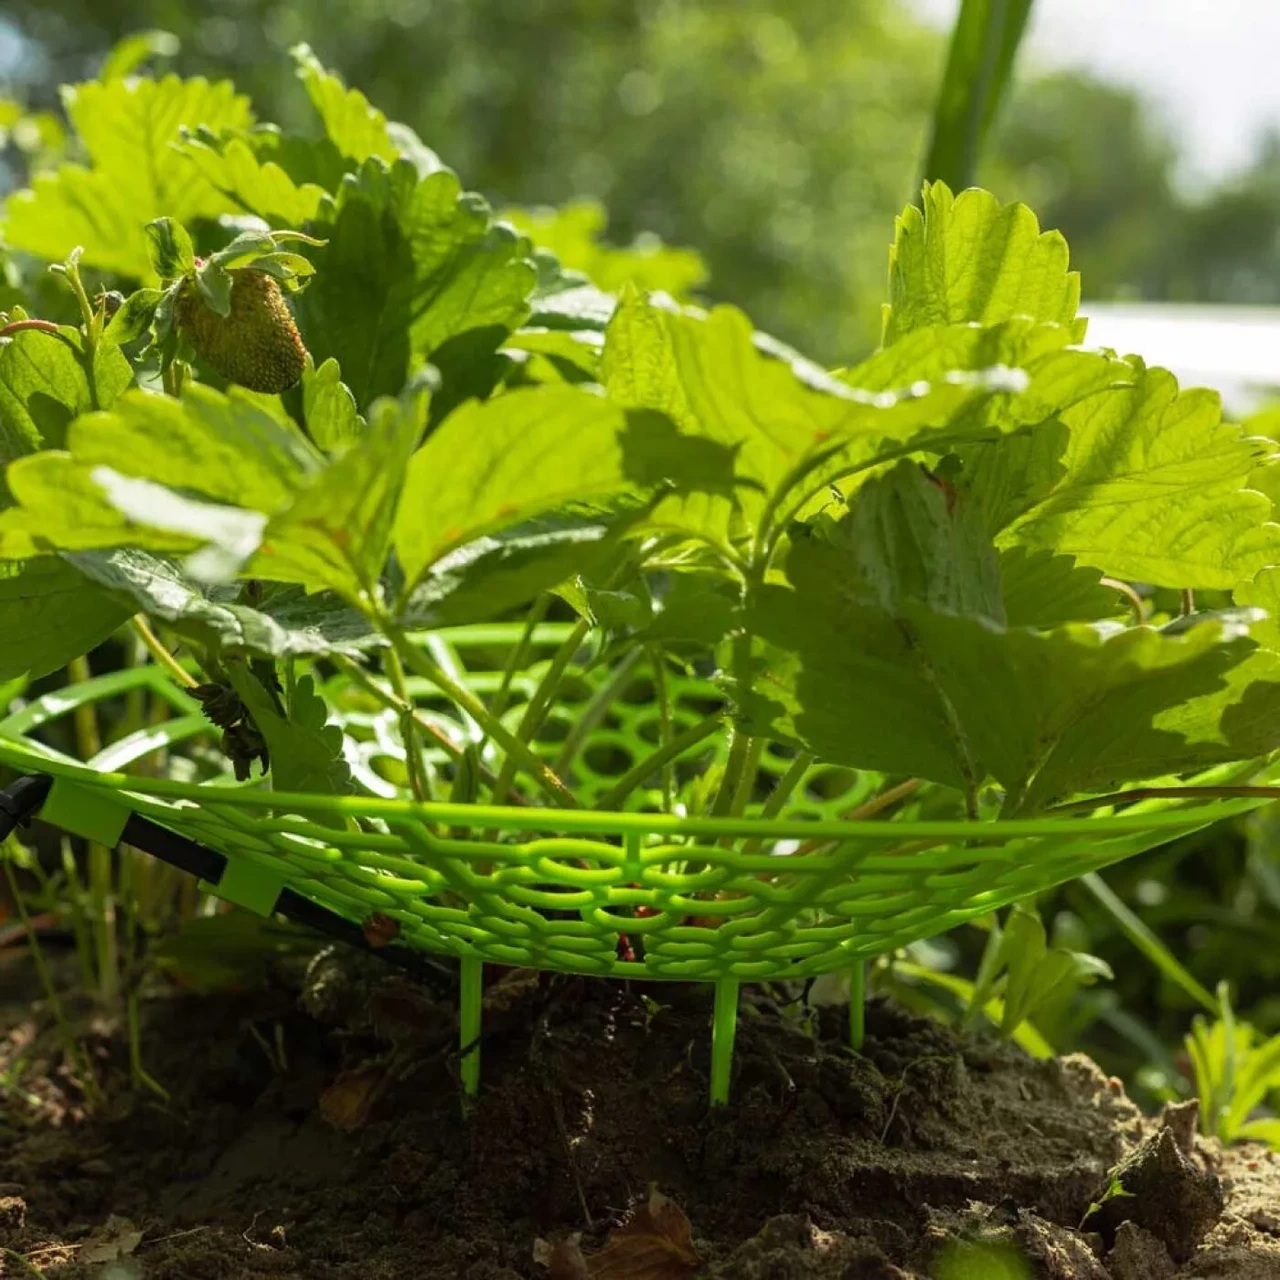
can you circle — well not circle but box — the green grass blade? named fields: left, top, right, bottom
left=1082, top=871, right=1217, bottom=1014
left=922, top=0, right=1035, bottom=192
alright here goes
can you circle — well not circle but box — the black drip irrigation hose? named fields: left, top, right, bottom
left=0, top=772, right=456, bottom=989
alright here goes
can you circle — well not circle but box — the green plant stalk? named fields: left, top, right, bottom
left=486, top=594, right=550, bottom=731
left=383, top=644, right=432, bottom=802
left=598, top=713, right=723, bottom=810
left=67, top=655, right=118, bottom=1006
left=650, top=645, right=675, bottom=812
left=553, top=645, right=646, bottom=776
left=3, top=861, right=101, bottom=1110
left=332, top=652, right=526, bottom=805
left=489, top=617, right=590, bottom=805
left=59, top=839, right=96, bottom=993
left=117, top=848, right=168, bottom=1100
left=741, top=751, right=814, bottom=854
left=390, top=628, right=580, bottom=808
left=1218, top=980, right=1238, bottom=1142
left=131, top=615, right=198, bottom=688
left=710, top=626, right=758, bottom=819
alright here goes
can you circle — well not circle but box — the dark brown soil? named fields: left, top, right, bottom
left=1, top=942, right=1277, bottom=1279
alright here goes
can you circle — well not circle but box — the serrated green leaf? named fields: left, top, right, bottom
left=636, top=570, right=741, bottom=648
left=393, top=385, right=634, bottom=591
left=89, top=469, right=266, bottom=573
left=998, top=546, right=1125, bottom=628
left=882, top=183, right=1081, bottom=347
left=100, top=30, right=180, bottom=82
left=226, top=664, right=351, bottom=814
left=0, top=452, right=202, bottom=559
left=967, top=362, right=1280, bottom=589
left=825, top=460, right=1004, bottom=621
left=2, top=75, right=252, bottom=279
left=1235, top=568, right=1280, bottom=649
left=402, top=517, right=628, bottom=629
left=601, top=295, right=1017, bottom=557
left=745, top=498, right=1280, bottom=807
left=178, top=128, right=329, bottom=227
left=0, top=557, right=131, bottom=681
left=66, top=548, right=381, bottom=658
left=242, top=393, right=424, bottom=599
left=302, top=358, right=364, bottom=453
left=291, top=159, right=536, bottom=407
left=144, top=216, right=194, bottom=280
left=0, top=329, right=133, bottom=475
left=292, top=44, right=398, bottom=168
left=103, top=288, right=165, bottom=345
left=68, top=385, right=321, bottom=512
left=845, top=319, right=1129, bottom=433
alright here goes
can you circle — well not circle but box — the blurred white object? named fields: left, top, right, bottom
left=1081, top=302, right=1280, bottom=416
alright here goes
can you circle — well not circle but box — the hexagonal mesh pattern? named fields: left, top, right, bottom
left=0, top=628, right=1270, bottom=983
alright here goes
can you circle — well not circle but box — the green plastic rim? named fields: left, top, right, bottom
left=0, top=663, right=1271, bottom=984
left=3, top=628, right=1274, bottom=1101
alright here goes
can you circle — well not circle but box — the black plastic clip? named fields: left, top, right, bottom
left=0, top=774, right=53, bottom=842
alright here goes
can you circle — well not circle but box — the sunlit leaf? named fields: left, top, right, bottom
left=67, top=548, right=382, bottom=658
left=3, top=75, right=252, bottom=278
left=967, top=361, right=1280, bottom=589
left=883, top=183, right=1081, bottom=346
left=291, top=158, right=536, bottom=407
left=0, top=328, right=133, bottom=479
left=393, top=385, right=633, bottom=590
left=601, top=294, right=1016, bottom=554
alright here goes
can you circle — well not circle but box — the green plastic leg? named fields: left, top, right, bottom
left=460, top=956, right=483, bottom=1099
left=849, top=959, right=866, bottom=1052
left=710, top=977, right=740, bottom=1105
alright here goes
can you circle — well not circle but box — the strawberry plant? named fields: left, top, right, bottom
left=4, top=44, right=1280, bottom=1110
left=3, top=47, right=1280, bottom=818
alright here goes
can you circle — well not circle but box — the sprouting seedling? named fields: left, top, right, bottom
left=1185, top=981, right=1280, bottom=1149
left=106, top=216, right=326, bottom=395
left=964, top=902, right=1112, bottom=1041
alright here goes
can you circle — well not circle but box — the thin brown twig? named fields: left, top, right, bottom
left=793, top=777, right=924, bottom=855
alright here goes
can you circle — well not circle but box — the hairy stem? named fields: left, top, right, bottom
left=383, top=644, right=432, bottom=802
left=390, top=628, right=580, bottom=808
left=131, top=615, right=198, bottom=688
left=0, top=318, right=62, bottom=339
left=598, top=714, right=723, bottom=810
left=553, top=646, right=646, bottom=777
left=489, top=617, right=590, bottom=805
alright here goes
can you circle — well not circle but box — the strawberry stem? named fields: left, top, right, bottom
left=0, top=318, right=61, bottom=338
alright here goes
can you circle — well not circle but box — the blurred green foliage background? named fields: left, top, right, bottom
left=7, top=0, right=1280, bottom=367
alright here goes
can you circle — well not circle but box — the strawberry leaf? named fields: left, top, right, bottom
left=0, top=557, right=131, bottom=682
left=2, top=75, right=252, bottom=279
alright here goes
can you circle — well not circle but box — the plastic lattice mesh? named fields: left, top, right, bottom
left=1, top=625, right=1273, bottom=983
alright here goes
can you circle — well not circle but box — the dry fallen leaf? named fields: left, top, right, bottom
left=318, top=1061, right=388, bottom=1130
left=534, top=1233, right=591, bottom=1279
left=79, top=1215, right=143, bottom=1264
left=536, top=1188, right=701, bottom=1279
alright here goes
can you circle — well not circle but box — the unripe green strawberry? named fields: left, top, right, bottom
left=175, top=268, right=307, bottom=394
